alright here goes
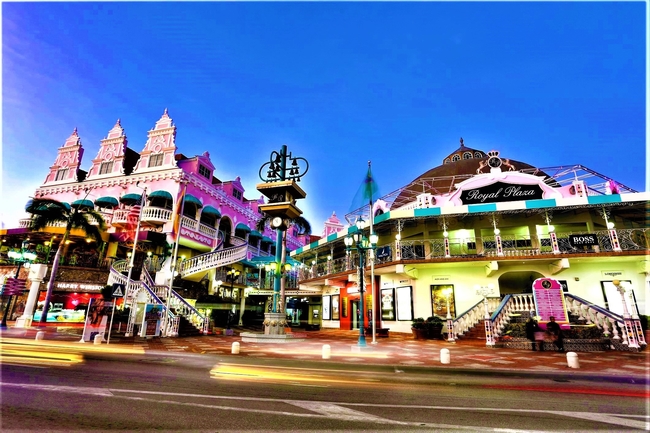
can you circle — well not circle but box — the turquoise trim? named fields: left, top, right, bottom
left=294, top=247, right=304, bottom=254
left=326, top=233, right=338, bottom=242
left=414, top=208, right=441, bottom=217
left=525, top=198, right=557, bottom=209
left=468, top=203, right=497, bottom=213
left=374, top=212, right=390, bottom=223
left=588, top=194, right=622, bottom=204
left=309, top=240, right=320, bottom=249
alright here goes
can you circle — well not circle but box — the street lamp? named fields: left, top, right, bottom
left=475, top=283, right=496, bottom=346
left=443, top=288, right=455, bottom=343
left=1, top=240, right=37, bottom=328
left=343, top=218, right=378, bottom=347
left=226, top=269, right=240, bottom=330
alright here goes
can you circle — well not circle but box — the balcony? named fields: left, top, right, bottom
left=297, top=229, right=649, bottom=282
left=141, top=206, right=172, bottom=225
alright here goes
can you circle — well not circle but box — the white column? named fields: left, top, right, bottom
left=15, top=264, right=48, bottom=328
left=238, top=288, right=246, bottom=326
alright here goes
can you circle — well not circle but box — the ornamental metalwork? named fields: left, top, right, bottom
left=258, top=145, right=309, bottom=183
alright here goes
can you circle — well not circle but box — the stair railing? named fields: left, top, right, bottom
left=167, top=288, right=208, bottom=335
left=564, top=293, right=627, bottom=344
left=453, top=297, right=501, bottom=337
left=490, top=294, right=535, bottom=340
left=179, top=237, right=249, bottom=278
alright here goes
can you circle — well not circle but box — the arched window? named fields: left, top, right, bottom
left=444, top=158, right=451, bottom=164
left=463, top=152, right=473, bottom=160
left=452, top=154, right=461, bottom=162
left=474, top=152, right=483, bottom=158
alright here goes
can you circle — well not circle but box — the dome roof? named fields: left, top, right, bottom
left=391, top=138, right=556, bottom=210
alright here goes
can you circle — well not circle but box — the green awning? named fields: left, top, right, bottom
left=235, top=223, right=251, bottom=233
left=261, top=236, right=274, bottom=244
left=30, top=201, right=71, bottom=212
left=202, top=205, right=221, bottom=218
left=94, top=196, right=119, bottom=208
left=120, top=193, right=142, bottom=205
left=250, top=255, right=301, bottom=267
left=249, top=230, right=263, bottom=238
left=148, top=190, right=173, bottom=201
left=71, top=199, right=95, bottom=210
left=184, top=193, right=203, bottom=208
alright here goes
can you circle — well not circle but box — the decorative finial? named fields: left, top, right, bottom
left=116, top=118, right=121, bottom=126
left=460, top=137, right=464, bottom=147
left=163, top=108, right=169, bottom=115
left=72, top=127, right=78, bottom=135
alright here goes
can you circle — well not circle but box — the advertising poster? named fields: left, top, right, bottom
left=322, top=295, right=331, bottom=320
left=381, top=288, right=395, bottom=321
left=81, top=298, right=111, bottom=342
left=331, top=295, right=340, bottom=320
left=396, top=286, right=413, bottom=321
left=141, top=304, right=163, bottom=337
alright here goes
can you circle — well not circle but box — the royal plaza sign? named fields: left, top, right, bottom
left=460, top=182, right=544, bottom=205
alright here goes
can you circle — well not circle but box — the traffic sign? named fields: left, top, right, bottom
left=112, top=283, right=125, bottom=298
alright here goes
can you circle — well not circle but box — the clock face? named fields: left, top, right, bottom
left=488, top=157, right=502, bottom=168
left=541, top=280, right=552, bottom=289
left=272, top=217, right=283, bottom=228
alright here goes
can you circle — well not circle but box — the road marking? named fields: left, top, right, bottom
left=0, top=382, right=645, bottom=430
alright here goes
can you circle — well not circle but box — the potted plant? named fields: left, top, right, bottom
left=411, top=317, right=428, bottom=340
left=426, top=316, right=445, bottom=340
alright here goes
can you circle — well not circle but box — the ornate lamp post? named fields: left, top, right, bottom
left=225, top=269, right=240, bottom=331
left=443, top=288, right=455, bottom=343
left=1, top=240, right=37, bottom=328
left=256, top=144, right=308, bottom=337
left=475, top=283, right=495, bottom=346
left=343, top=218, right=378, bottom=347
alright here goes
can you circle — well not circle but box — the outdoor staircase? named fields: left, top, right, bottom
left=178, top=235, right=249, bottom=282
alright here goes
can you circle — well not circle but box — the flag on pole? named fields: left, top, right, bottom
left=348, top=161, right=380, bottom=213
left=171, top=186, right=186, bottom=241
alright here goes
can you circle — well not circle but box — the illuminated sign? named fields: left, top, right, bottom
left=180, top=227, right=213, bottom=246
left=55, top=282, right=103, bottom=291
left=460, top=182, right=544, bottom=205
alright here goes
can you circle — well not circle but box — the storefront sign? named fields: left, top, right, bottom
left=569, top=234, right=598, bottom=247
left=180, top=227, right=213, bottom=246
left=601, top=270, right=624, bottom=278
left=460, top=182, right=544, bottom=205
left=55, top=282, right=103, bottom=291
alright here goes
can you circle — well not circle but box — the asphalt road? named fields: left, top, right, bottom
left=1, top=347, right=648, bottom=432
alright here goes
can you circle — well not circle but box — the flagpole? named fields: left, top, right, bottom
left=123, top=185, right=147, bottom=337
left=165, top=180, right=188, bottom=336
left=368, top=161, right=378, bottom=345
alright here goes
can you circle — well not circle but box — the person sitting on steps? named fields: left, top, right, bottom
left=545, top=316, right=565, bottom=352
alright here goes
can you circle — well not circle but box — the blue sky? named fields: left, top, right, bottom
left=2, top=2, right=646, bottom=233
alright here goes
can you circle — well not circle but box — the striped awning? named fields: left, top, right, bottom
left=120, top=193, right=142, bottom=205
left=184, top=194, right=203, bottom=208
left=235, top=223, right=251, bottom=233
left=94, top=196, right=119, bottom=208
left=202, top=205, right=221, bottom=218
left=71, top=199, right=95, bottom=210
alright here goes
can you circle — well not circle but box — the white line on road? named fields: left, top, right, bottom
left=0, top=382, right=645, bottom=431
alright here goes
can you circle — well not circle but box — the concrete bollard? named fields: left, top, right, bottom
left=322, top=344, right=331, bottom=360
left=35, top=331, right=45, bottom=341
left=231, top=342, right=240, bottom=354
left=93, top=334, right=103, bottom=345
left=440, top=348, right=451, bottom=364
left=566, top=351, right=580, bottom=369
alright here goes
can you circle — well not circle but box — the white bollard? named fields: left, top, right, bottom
left=440, top=348, right=451, bottom=364
left=231, top=342, right=240, bottom=354
left=322, top=344, right=331, bottom=360
left=93, top=334, right=103, bottom=345
left=566, top=351, right=580, bottom=369
left=35, top=331, right=45, bottom=341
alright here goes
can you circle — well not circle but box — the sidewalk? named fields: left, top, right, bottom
left=2, top=325, right=648, bottom=383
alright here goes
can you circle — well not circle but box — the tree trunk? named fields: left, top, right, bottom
left=39, top=231, right=68, bottom=325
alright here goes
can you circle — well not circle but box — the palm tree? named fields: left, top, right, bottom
left=25, top=198, right=106, bottom=324
left=256, top=215, right=312, bottom=312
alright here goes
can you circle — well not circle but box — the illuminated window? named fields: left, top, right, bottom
left=99, top=162, right=112, bottom=174
left=55, top=169, right=68, bottom=181
left=149, top=153, right=164, bottom=167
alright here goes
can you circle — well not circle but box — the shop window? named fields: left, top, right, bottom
left=431, top=284, right=455, bottom=318
left=149, top=153, right=164, bottom=167
left=99, top=162, right=112, bottom=175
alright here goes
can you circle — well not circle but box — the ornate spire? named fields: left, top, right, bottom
left=163, top=108, right=169, bottom=116
left=72, top=127, right=78, bottom=136
left=115, top=118, right=121, bottom=126
left=460, top=137, right=464, bottom=147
